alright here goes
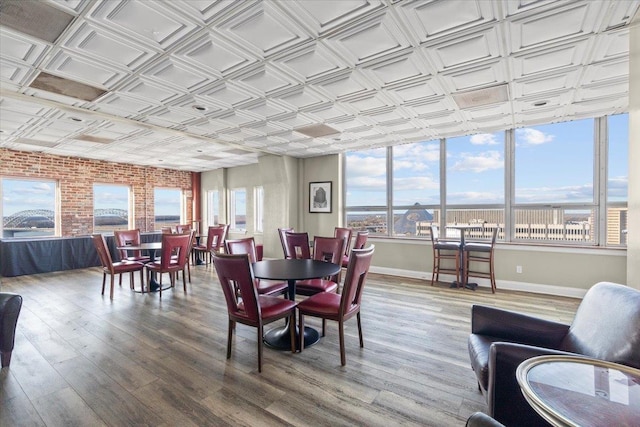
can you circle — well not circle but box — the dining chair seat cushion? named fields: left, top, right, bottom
left=464, top=242, right=492, bottom=252
left=341, top=254, right=349, bottom=268
left=237, top=296, right=296, bottom=323
left=297, top=291, right=359, bottom=319
left=296, top=279, right=338, bottom=295
left=111, top=261, right=145, bottom=273
left=124, top=255, right=151, bottom=263
left=434, top=241, right=461, bottom=251
left=255, top=279, right=288, bottom=296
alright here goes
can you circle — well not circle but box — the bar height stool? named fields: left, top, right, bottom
left=463, top=227, right=498, bottom=293
left=429, top=225, right=461, bottom=286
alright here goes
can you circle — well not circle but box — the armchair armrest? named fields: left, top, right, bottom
left=471, top=305, right=570, bottom=349
left=488, top=342, right=576, bottom=427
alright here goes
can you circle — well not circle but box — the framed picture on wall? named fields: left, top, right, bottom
left=309, top=181, right=332, bottom=213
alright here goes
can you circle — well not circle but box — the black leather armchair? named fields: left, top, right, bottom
left=466, top=412, right=505, bottom=427
left=468, top=281, right=640, bottom=427
left=1, top=292, right=23, bottom=368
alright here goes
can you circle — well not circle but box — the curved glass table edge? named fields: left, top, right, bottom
left=516, top=354, right=640, bottom=427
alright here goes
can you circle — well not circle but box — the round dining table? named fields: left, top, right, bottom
left=117, top=242, right=162, bottom=292
left=252, top=259, right=341, bottom=350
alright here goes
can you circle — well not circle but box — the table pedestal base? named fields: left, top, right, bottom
left=264, top=325, right=320, bottom=351
left=451, top=281, right=478, bottom=290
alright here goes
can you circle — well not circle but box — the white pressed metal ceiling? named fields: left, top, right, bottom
left=0, top=0, right=638, bottom=172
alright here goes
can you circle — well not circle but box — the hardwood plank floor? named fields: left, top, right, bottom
left=0, top=265, right=580, bottom=426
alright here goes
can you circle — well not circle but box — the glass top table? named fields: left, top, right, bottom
left=516, top=355, right=640, bottom=427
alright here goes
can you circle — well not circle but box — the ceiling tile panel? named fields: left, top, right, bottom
left=512, top=69, right=581, bottom=98
left=511, top=39, right=589, bottom=79
left=275, top=42, right=348, bottom=82
left=439, top=60, right=507, bottom=92
left=361, top=51, right=431, bottom=87
left=232, top=65, right=296, bottom=96
left=591, top=28, right=630, bottom=61
left=507, top=2, right=602, bottom=53
left=427, top=26, right=503, bottom=72
left=43, top=51, right=127, bottom=88
left=87, top=0, right=199, bottom=49
left=581, top=57, right=628, bottom=85
left=140, top=58, right=211, bottom=92
left=0, top=59, right=34, bottom=86
left=0, top=29, right=50, bottom=65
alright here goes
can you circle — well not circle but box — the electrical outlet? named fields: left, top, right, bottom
left=516, top=265, right=522, bottom=274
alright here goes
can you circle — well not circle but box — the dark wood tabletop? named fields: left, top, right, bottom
left=252, top=259, right=341, bottom=282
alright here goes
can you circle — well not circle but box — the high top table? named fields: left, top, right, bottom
left=446, top=224, right=481, bottom=290
left=252, top=259, right=341, bottom=350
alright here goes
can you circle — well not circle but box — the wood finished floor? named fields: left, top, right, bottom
left=0, top=265, right=580, bottom=427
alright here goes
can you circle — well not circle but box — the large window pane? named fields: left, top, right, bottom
left=345, top=210, right=388, bottom=235
left=2, top=178, right=56, bottom=238
left=93, top=184, right=130, bottom=233
left=515, top=119, right=594, bottom=204
left=607, top=113, right=628, bottom=245
left=513, top=207, right=594, bottom=243
left=231, top=188, right=246, bottom=231
left=346, top=147, right=387, bottom=207
left=447, top=132, right=504, bottom=204
left=154, top=188, right=182, bottom=231
left=207, top=190, right=219, bottom=225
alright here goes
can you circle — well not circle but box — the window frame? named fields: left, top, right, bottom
left=153, top=187, right=183, bottom=231
left=254, top=186, right=264, bottom=233
left=93, top=183, right=132, bottom=234
left=229, top=187, right=247, bottom=232
left=1, top=176, right=59, bottom=238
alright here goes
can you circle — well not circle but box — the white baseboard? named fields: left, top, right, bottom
left=369, top=266, right=587, bottom=299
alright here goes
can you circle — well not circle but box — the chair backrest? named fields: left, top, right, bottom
left=313, top=236, right=345, bottom=283
left=284, top=231, right=311, bottom=259
left=334, top=227, right=352, bottom=256
left=114, top=229, right=142, bottom=260
left=212, top=253, right=260, bottom=324
left=340, top=245, right=375, bottom=315
left=225, top=237, right=259, bottom=263
left=159, top=233, right=191, bottom=268
left=352, top=231, right=369, bottom=251
left=161, top=226, right=174, bottom=234
left=207, top=224, right=229, bottom=252
left=176, top=224, right=192, bottom=234
left=278, top=227, right=294, bottom=258
left=561, top=281, right=640, bottom=368
left=91, top=234, right=113, bottom=270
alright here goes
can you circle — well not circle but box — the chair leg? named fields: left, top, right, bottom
left=129, top=271, right=134, bottom=290
left=322, top=319, right=326, bottom=336
left=357, top=312, right=364, bottom=348
left=299, top=313, right=305, bottom=352
left=139, top=269, right=144, bottom=293
left=227, top=319, right=234, bottom=359
left=101, top=273, right=107, bottom=295
left=1, top=351, right=12, bottom=368
left=339, top=320, right=346, bottom=366
left=257, top=325, right=263, bottom=373
left=109, top=274, right=115, bottom=300
left=490, top=253, right=496, bottom=293
left=182, top=268, right=187, bottom=291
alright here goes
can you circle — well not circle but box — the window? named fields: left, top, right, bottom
left=344, top=115, right=627, bottom=247
left=93, top=184, right=130, bottom=233
left=255, top=186, right=264, bottom=233
left=607, top=113, right=628, bottom=245
left=207, top=190, right=220, bottom=225
left=514, top=119, right=595, bottom=244
left=393, top=140, right=439, bottom=237
left=1, top=178, right=57, bottom=238
left=154, top=188, right=182, bottom=231
left=230, top=188, right=246, bottom=231
left=345, top=147, right=388, bottom=235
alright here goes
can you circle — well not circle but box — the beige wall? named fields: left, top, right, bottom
left=628, top=11, right=639, bottom=289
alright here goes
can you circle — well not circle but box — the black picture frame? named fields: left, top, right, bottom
left=309, top=181, right=332, bottom=213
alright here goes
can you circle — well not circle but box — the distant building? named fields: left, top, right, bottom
left=394, top=203, right=433, bottom=236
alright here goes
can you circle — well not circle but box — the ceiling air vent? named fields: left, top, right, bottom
left=452, top=84, right=509, bottom=109
left=75, top=134, right=112, bottom=144
left=29, top=72, right=107, bottom=102
left=15, top=138, right=58, bottom=148
left=0, top=0, right=74, bottom=43
left=295, top=124, right=340, bottom=138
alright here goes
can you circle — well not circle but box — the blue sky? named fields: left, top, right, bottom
left=346, top=114, right=629, bottom=207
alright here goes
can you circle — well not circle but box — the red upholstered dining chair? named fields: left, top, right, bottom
left=91, top=234, right=144, bottom=299
left=212, top=253, right=296, bottom=372
left=225, top=237, right=288, bottom=297
left=297, top=245, right=375, bottom=366
left=114, top=229, right=150, bottom=263
left=145, top=233, right=191, bottom=298
left=192, top=224, right=228, bottom=265
left=176, top=224, right=192, bottom=233
left=283, top=231, right=311, bottom=260
left=296, top=236, right=345, bottom=296
left=341, top=231, right=369, bottom=268
left=334, top=227, right=353, bottom=259
left=278, top=227, right=294, bottom=258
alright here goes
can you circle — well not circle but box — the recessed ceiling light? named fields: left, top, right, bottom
left=192, top=105, right=208, bottom=112
left=533, top=101, right=548, bottom=107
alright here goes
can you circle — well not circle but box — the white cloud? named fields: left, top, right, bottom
left=393, top=176, right=439, bottom=191
left=450, top=151, right=503, bottom=173
left=470, top=134, right=499, bottom=145
left=447, top=191, right=503, bottom=204
left=516, top=183, right=594, bottom=203
left=346, top=155, right=386, bottom=179
left=516, top=128, right=554, bottom=145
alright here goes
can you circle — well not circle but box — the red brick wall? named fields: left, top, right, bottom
left=1, top=148, right=193, bottom=236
